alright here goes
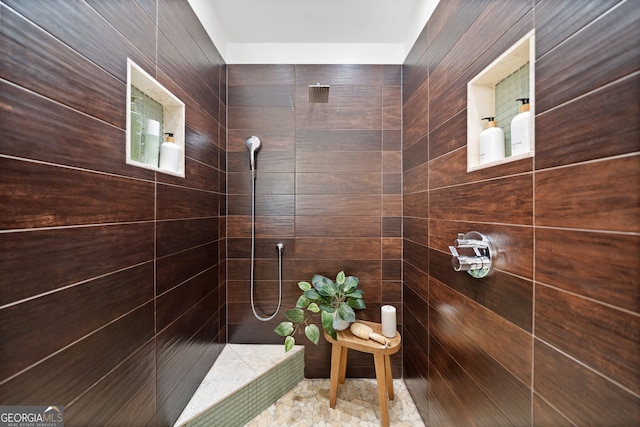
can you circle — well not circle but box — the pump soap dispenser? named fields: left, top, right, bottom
left=159, top=132, right=181, bottom=173
left=479, top=117, right=505, bottom=165
left=510, top=98, right=531, bottom=156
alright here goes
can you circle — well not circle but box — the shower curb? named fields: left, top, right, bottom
left=174, top=344, right=304, bottom=427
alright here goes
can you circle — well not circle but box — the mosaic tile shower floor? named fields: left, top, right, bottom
left=245, top=378, right=425, bottom=427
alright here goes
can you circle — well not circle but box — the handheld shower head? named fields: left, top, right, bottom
left=245, top=135, right=262, bottom=171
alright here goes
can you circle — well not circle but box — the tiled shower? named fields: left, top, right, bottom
left=1, top=0, right=638, bottom=426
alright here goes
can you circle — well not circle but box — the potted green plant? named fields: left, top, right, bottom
left=274, top=271, right=366, bottom=352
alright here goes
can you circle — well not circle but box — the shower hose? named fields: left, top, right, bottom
left=249, top=168, right=283, bottom=321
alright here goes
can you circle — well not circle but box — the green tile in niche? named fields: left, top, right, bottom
left=495, top=63, right=529, bottom=157
left=131, top=85, right=164, bottom=135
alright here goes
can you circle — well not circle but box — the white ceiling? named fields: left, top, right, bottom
left=188, top=0, right=440, bottom=64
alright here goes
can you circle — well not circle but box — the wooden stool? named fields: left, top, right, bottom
left=324, top=320, right=401, bottom=427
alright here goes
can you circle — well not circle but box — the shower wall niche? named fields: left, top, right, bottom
left=126, top=58, right=185, bottom=177
left=467, top=30, right=535, bottom=171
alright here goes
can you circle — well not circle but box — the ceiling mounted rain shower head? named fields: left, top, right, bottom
left=308, top=83, right=329, bottom=103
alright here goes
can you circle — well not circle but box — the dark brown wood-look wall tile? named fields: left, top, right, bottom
left=403, top=191, right=429, bottom=218
left=86, top=0, right=156, bottom=62
left=382, top=238, right=401, bottom=259
left=430, top=249, right=533, bottom=332
left=430, top=147, right=533, bottom=189
left=156, top=218, right=218, bottom=257
left=536, top=228, right=639, bottom=312
left=536, top=284, right=640, bottom=394
left=186, top=125, right=220, bottom=170
left=402, top=134, right=429, bottom=172
left=383, top=107, right=402, bottom=130
left=228, top=107, right=295, bottom=131
left=383, top=85, right=401, bottom=108
left=404, top=239, right=429, bottom=274
left=296, top=85, right=382, bottom=108
left=404, top=217, right=429, bottom=246
left=383, top=194, right=402, bottom=217
left=229, top=85, right=296, bottom=108
left=0, top=7, right=122, bottom=126
left=296, top=194, right=381, bottom=216
left=64, top=341, right=155, bottom=426
left=105, top=377, right=156, bottom=427
left=535, top=155, right=639, bottom=232
left=296, top=151, right=382, bottom=174
left=296, top=216, right=381, bottom=238
left=0, top=81, right=152, bottom=179
left=403, top=102, right=429, bottom=148
left=383, top=151, right=401, bottom=172
left=383, top=173, right=402, bottom=194
left=228, top=64, right=295, bottom=86
left=295, top=64, right=383, bottom=85
left=532, top=394, right=574, bottom=427
left=157, top=243, right=217, bottom=295
left=403, top=262, right=429, bottom=301
left=156, top=183, right=219, bottom=220
left=403, top=162, right=429, bottom=194
left=156, top=269, right=218, bottom=333
left=4, top=0, right=152, bottom=83
left=428, top=109, right=466, bottom=161
left=535, top=0, right=640, bottom=113
left=295, top=107, right=383, bottom=130
left=430, top=277, right=532, bottom=386
left=296, top=173, right=382, bottom=194
left=156, top=303, right=220, bottom=425
left=0, top=302, right=154, bottom=404
left=294, top=237, right=381, bottom=260
left=429, top=294, right=531, bottom=425
left=430, top=174, right=533, bottom=225
left=535, top=74, right=640, bottom=169
left=534, top=339, right=640, bottom=426
left=0, top=262, right=153, bottom=381
left=535, top=0, right=623, bottom=57
left=0, top=158, right=155, bottom=229
left=297, top=130, right=382, bottom=152
left=0, top=223, right=154, bottom=306
left=430, top=219, right=533, bottom=279
left=430, top=334, right=513, bottom=426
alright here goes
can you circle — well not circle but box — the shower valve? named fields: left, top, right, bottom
left=448, top=231, right=495, bottom=279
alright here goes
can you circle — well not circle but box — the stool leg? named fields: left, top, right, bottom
left=384, top=355, right=394, bottom=400
left=339, top=347, right=348, bottom=384
left=373, top=354, right=390, bottom=427
left=329, top=343, right=343, bottom=408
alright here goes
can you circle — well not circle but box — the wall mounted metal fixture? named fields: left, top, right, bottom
left=448, top=231, right=496, bottom=278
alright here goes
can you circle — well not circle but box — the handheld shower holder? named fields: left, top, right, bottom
left=448, top=231, right=495, bottom=278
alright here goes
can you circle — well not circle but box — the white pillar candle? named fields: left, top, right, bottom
left=381, top=305, right=397, bottom=338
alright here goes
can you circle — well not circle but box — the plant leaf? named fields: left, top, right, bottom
left=346, top=290, right=363, bottom=298
left=343, top=275, right=358, bottom=293
left=312, top=274, right=333, bottom=291
left=285, top=308, right=305, bottom=323
left=298, top=281, right=312, bottom=291
left=305, top=324, right=320, bottom=345
left=347, top=298, right=366, bottom=309
left=284, top=335, right=295, bottom=352
left=336, top=271, right=346, bottom=285
left=274, top=322, right=294, bottom=337
left=296, top=295, right=311, bottom=308
left=307, top=302, right=320, bottom=313
left=304, top=289, right=321, bottom=300
left=321, top=310, right=334, bottom=330
left=319, top=303, right=334, bottom=313
left=337, top=303, right=356, bottom=322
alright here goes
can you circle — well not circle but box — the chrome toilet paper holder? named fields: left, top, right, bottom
left=448, top=231, right=495, bottom=278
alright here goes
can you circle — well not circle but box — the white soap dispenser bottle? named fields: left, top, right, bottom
left=479, top=117, right=505, bottom=165
left=159, top=132, right=181, bottom=173
left=510, top=98, right=531, bottom=156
